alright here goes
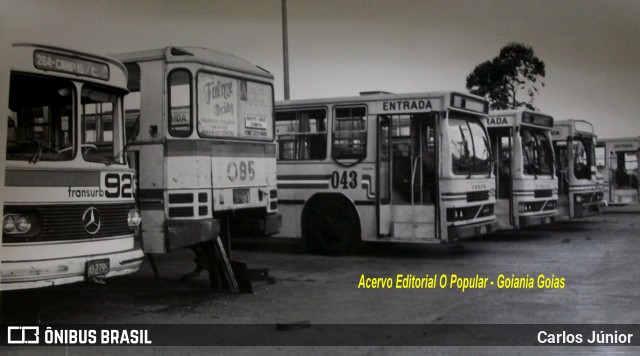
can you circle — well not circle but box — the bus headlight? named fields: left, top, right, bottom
left=519, top=203, right=532, bottom=213
left=3, top=214, right=32, bottom=234
left=3, top=215, right=16, bottom=233
left=575, top=195, right=583, bottom=203
left=16, top=216, right=32, bottom=232
left=128, top=209, right=142, bottom=228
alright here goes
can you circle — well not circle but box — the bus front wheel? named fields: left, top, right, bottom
left=301, top=195, right=360, bottom=255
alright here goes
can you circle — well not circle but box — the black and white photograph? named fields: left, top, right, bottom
left=1, top=0, right=639, bottom=354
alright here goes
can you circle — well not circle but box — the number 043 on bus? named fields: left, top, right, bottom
left=275, top=91, right=498, bottom=254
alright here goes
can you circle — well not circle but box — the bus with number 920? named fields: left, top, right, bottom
left=3, top=43, right=144, bottom=290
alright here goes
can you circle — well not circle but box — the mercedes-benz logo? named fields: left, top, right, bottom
left=82, top=207, right=101, bottom=235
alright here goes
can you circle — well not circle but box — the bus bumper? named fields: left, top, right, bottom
left=519, top=213, right=557, bottom=228
left=165, top=218, right=221, bottom=251
left=0, top=247, right=144, bottom=291
left=574, top=201, right=606, bottom=218
left=448, top=219, right=499, bottom=240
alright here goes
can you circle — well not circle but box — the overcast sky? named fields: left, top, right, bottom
left=1, top=0, right=639, bottom=138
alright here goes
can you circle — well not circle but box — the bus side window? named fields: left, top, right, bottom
left=595, top=144, right=606, bottom=170
left=275, top=109, right=327, bottom=160
left=124, top=63, right=141, bottom=142
left=332, top=106, right=367, bottom=160
left=168, top=69, right=192, bottom=137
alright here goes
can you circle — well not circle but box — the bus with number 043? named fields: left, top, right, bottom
left=551, top=119, right=606, bottom=218
left=274, top=91, right=498, bottom=254
left=113, top=47, right=281, bottom=261
left=2, top=43, right=144, bottom=290
left=485, top=110, right=558, bottom=229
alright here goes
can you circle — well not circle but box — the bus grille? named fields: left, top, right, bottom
left=467, top=190, right=489, bottom=202
left=168, top=193, right=194, bottom=204
left=3, top=204, right=133, bottom=243
left=529, top=201, right=546, bottom=211
left=168, top=207, right=194, bottom=218
left=534, top=189, right=553, bottom=198
left=447, top=204, right=494, bottom=222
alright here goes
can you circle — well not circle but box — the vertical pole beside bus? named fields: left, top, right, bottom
left=282, top=0, right=290, bottom=100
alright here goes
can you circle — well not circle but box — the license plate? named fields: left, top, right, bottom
left=544, top=217, right=551, bottom=224
left=479, top=225, right=487, bottom=235
left=86, top=259, right=110, bottom=278
left=233, top=189, right=250, bottom=204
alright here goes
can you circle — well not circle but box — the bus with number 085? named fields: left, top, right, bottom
left=485, top=110, right=558, bottom=229
left=551, top=119, right=606, bottom=218
left=113, top=47, right=281, bottom=263
left=2, top=43, right=144, bottom=290
left=274, top=91, right=498, bottom=254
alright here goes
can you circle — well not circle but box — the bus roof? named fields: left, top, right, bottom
left=598, top=137, right=640, bottom=143
left=112, top=46, right=273, bottom=80
left=277, top=91, right=488, bottom=114
left=554, top=119, right=594, bottom=135
left=488, top=109, right=554, bottom=129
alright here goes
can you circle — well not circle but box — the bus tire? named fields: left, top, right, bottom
left=301, top=194, right=360, bottom=255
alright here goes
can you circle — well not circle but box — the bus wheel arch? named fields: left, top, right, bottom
left=301, top=192, right=361, bottom=255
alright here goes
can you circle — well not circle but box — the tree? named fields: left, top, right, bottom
left=466, top=43, right=546, bottom=110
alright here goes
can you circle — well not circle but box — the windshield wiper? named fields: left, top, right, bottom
left=483, top=135, right=492, bottom=178
left=29, top=142, right=43, bottom=164
left=457, top=126, right=471, bottom=179
left=108, top=115, right=141, bottom=166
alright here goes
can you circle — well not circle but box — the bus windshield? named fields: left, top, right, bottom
left=81, top=85, right=123, bottom=164
left=449, top=114, right=491, bottom=176
left=574, top=134, right=595, bottom=180
left=7, top=73, right=74, bottom=162
left=521, top=127, right=554, bottom=176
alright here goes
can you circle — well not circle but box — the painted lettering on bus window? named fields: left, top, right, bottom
left=102, top=173, right=134, bottom=198
left=331, top=171, right=358, bottom=189
left=227, top=160, right=256, bottom=182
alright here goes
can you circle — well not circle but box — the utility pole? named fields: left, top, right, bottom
left=282, top=0, right=290, bottom=100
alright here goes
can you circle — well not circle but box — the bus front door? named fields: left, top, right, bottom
left=490, top=128, right=513, bottom=228
left=378, top=114, right=438, bottom=241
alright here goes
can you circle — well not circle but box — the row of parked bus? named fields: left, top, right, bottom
left=2, top=43, right=636, bottom=291
left=272, top=95, right=611, bottom=254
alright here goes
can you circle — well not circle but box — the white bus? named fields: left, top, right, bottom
left=3, top=43, right=143, bottom=290
left=275, top=91, right=498, bottom=254
left=551, top=119, right=605, bottom=218
left=485, top=110, right=558, bottom=229
left=113, top=47, right=280, bottom=259
left=596, top=137, right=639, bottom=205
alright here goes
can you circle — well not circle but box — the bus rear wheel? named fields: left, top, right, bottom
left=301, top=195, right=360, bottom=255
